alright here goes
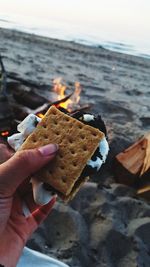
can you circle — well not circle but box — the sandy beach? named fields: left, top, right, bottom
left=0, top=28, right=150, bottom=267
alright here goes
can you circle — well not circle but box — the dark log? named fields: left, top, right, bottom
left=13, top=88, right=47, bottom=109
left=0, top=55, right=7, bottom=96
left=52, top=93, right=73, bottom=107
left=70, top=104, right=92, bottom=117
left=33, top=93, right=73, bottom=116
left=11, top=103, right=29, bottom=121
left=7, top=72, right=47, bottom=89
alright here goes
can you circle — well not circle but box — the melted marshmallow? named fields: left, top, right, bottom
left=87, top=157, right=103, bottom=170
left=8, top=114, right=52, bottom=206
left=22, top=202, right=32, bottom=217
left=87, top=137, right=109, bottom=171
left=83, top=114, right=94, bottom=122
left=17, top=114, right=41, bottom=137
left=31, top=178, right=53, bottom=205
left=82, top=113, right=109, bottom=171
left=8, top=114, right=41, bottom=152
left=99, top=137, right=109, bottom=162
left=8, top=132, right=25, bottom=151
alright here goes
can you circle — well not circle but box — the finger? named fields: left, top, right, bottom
left=0, top=144, right=58, bottom=197
left=27, top=196, right=56, bottom=231
left=23, top=192, right=41, bottom=213
left=23, top=190, right=56, bottom=214
left=0, top=144, right=14, bottom=164
left=31, top=196, right=56, bottom=225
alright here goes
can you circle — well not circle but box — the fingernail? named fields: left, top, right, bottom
left=38, top=144, right=58, bottom=156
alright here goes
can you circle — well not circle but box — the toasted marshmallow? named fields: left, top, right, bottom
left=22, top=202, right=32, bottom=217
left=31, top=178, right=54, bottom=205
left=83, top=114, right=94, bottom=122
left=8, top=114, right=41, bottom=152
left=99, top=137, right=109, bottom=162
left=17, top=114, right=41, bottom=137
left=87, top=157, right=103, bottom=171
left=8, top=114, right=51, bottom=206
left=8, top=132, right=25, bottom=151
left=87, top=137, right=109, bottom=171
left=82, top=113, right=109, bottom=171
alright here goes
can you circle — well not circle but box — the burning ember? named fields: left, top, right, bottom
left=53, top=78, right=82, bottom=111
left=1, top=131, right=9, bottom=137
left=36, top=113, right=44, bottom=119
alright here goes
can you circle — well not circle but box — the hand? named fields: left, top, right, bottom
left=0, top=143, right=58, bottom=267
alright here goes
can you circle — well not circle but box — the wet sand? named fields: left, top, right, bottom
left=0, top=28, right=150, bottom=267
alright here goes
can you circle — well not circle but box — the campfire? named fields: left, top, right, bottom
left=53, top=78, right=82, bottom=111
left=0, top=55, right=90, bottom=140
left=36, top=78, right=82, bottom=119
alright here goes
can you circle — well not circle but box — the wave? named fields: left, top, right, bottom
left=0, top=15, right=149, bottom=59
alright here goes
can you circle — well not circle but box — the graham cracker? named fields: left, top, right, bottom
left=20, top=106, right=104, bottom=197
left=61, top=176, right=90, bottom=202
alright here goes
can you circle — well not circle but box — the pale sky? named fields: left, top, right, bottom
left=0, top=0, right=150, bottom=53
left=1, top=0, right=150, bottom=25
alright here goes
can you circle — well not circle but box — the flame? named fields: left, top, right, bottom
left=1, top=131, right=9, bottom=137
left=36, top=113, right=44, bottom=119
left=71, top=81, right=81, bottom=106
left=53, top=78, right=81, bottom=111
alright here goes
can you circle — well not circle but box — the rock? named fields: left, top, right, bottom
left=127, top=217, right=150, bottom=250
left=106, top=183, right=136, bottom=197
left=27, top=202, right=89, bottom=267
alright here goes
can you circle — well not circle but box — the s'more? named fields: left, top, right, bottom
left=18, top=105, right=108, bottom=202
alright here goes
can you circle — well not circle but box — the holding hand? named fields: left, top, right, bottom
left=0, top=143, right=58, bottom=267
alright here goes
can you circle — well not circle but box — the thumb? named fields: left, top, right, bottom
left=0, top=144, right=58, bottom=196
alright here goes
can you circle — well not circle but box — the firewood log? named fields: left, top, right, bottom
left=114, top=133, right=150, bottom=185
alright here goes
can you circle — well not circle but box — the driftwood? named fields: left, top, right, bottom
left=7, top=72, right=47, bottom=90
left=0, top=55, right=7, bottom=96
left=114, top=133, right=150, bottom=185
